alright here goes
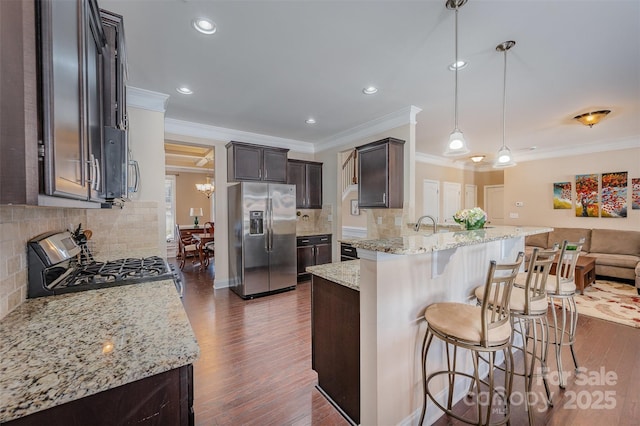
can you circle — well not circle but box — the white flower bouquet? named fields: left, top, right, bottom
left=453, top=207, right=487, bottom=230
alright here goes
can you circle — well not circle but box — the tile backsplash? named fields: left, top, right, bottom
left=0, top=201, right=160, bottom=320
left=295, top=205, right=332, bottom=235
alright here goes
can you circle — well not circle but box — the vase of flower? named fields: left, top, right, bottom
left=453, top=207, right=487, bottom=231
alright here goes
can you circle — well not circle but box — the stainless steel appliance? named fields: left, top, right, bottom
left=27, top=231, right=180, bottom=298
left=228, top=182, right=297, bottom=298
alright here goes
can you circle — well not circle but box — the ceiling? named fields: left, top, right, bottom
left=101, top=0, right=640, bottom=166
left=165, top=142, right=213, bottom=173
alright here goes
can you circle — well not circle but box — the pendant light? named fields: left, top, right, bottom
left=493, top=40, right=517, bottom=168
left=443, top=0, right=470, bottom=156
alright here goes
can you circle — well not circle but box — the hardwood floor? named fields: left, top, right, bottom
left=173, top=260, right=640, bottom=425
left=172, top=260, right=348, bottom=426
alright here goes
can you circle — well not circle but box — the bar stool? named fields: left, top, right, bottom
left=419, top=253, right=524, bottom=426
left=472, top=247, right=558, bottom=425
left=546, top=239, right=584, bottom=388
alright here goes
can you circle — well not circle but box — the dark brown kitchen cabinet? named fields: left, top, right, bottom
left=39, top=0, right=106, bottom=202
left=311, top=275, right=360, bottom=425
left=226, top=141, right=289, bottom=183
left=0, top=0, right=127, bottom=207
left=5, top=364, right=194, bottom=426
left=357, top=137, right=404, bottom=208
left=297, top=235, right=332, bottom=281
left=287, top=160, right=323, bottom=209
left=100, top=9, right=128, bottom=130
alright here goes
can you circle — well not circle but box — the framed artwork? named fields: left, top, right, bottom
left=575, top=174, right=599, bottom=217
left=601, top=172, right=627, bottom=217
left=553, top=182, right=572, bottom=209
left=350, top=199, right=360, bottom=216
left=632, top=178, right=640, bottom=210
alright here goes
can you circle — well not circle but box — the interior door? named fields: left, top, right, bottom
left=465, top=184, right=477, bottom=209
left=422, top=179, right=440, bottom=222
left=442, top=182, right=461, bottom=224
left=485, top=185, right=505, bottom=225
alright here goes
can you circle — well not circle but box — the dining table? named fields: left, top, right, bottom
left=192, top=233, right=214, bottom=271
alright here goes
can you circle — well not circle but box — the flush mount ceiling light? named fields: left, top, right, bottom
left=443, top=0, right=470, bottom=157
left=448, top=60, right=468, bottom=71
left=176, top=87, right=193, bottom=95
left=192, top=17, right=216, bottom=35
left=493, top=40, right=517, bottom=169
left=573, top=110, right=611, bottom=127
left=470, top=155, right=485, bottom=163
left=362, top=86, right=378, bottom=95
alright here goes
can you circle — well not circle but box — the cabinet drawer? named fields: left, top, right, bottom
left=297, top=235, right=331, bottom=246
left=340, top=243, right=358, bottom=261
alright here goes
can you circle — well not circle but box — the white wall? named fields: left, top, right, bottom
left=128, top=106, right=167, bottom=253
left=503, top=147, right=640, bottom=230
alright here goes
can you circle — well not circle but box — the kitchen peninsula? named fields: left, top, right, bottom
left=0, top=280, right=199, bottom=425
left=308, top=225, right=552, bottom=426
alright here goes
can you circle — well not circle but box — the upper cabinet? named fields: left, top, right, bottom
left=226, top=141, right=289, bottom=183
left=287, top=160, right=323, bottom=209
left=357, top=137, right=405, bottom=209
left=0, top=0, right=128, bottom=206
left=100, top=9, right=128, bottom=130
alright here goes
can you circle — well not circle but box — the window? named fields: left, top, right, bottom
left=165, top=175, right=176, bottom=241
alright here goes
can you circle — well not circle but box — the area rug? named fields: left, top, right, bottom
left=572, top=280, right=640, bottom=328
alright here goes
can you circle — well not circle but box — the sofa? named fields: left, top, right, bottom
left=524, top=228, right=640, bottom=292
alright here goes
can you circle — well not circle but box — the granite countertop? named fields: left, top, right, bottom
left=0, top=280, right=199, bottom=423
left=297, top=231, right=332, bottom=237
left=342, top=225, right=552, bottom=255
left=307, top=260, right=360, bottom=291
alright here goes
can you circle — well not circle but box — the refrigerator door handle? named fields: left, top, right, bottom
left=268, top=198, right=274, bottom=251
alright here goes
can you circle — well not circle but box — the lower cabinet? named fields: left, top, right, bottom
left=6, top=365, right=194, bottom=426
left=311, top=275, right=360, bottom=424
left=297, top=235, right=332, bottom=281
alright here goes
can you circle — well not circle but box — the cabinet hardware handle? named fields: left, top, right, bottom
left=321, top=238, right=328, bottom=241
left=93, top=157, right=101, bottom=191
left=383, top=192, right=386, bottom=204
left=301, top=239, right=309, bottom=243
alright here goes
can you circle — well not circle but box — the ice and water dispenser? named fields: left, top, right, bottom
left=249, top=211, right=264, bottom=235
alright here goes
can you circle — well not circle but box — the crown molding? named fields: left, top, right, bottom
left=512, top=136, right=639, bottom=162
left=126, top=86, right=170, bottom=112
left=165, top=165, right=214, bottom=175
left=314, top=105, right=422, bottom=153
left=164, top=118, right=315, bottom=153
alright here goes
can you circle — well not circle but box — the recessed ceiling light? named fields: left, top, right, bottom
left=448, top=60, right=468, bottom=71
left=192, top=17, right=216, bottom=35
left=305, top=118, right=316, bottom=124
left=362, top=86, right=378, bottom=95
left=176, top=87, right=193, bottom=95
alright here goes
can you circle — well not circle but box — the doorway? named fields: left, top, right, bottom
left=484, top=185, right=505, bottom=225
left=165, top=142, right=215, bottom=260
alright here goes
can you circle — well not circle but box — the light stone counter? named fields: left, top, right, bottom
left=296, top=231, right=332, bottom=237
left=0, top=280, right=199, bottom=423
left=307, top=260, right=360, bottom=291
left=342, top=225, right=552, bottom=255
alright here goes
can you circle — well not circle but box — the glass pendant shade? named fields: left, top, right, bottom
left=494, top=145, right=516, bottom=168
left=444, top=130, right=470, bottom=156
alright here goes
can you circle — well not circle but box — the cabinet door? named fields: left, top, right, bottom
left=314, top=242, right=332, bottom=266
left=85, top=0, right=105, bottom=201
left=231, top=144, right=262, bottom=181
left=306, top=163, right=323, bottom=209
left=287, top=161, right=306, bottom=208
left=358, top=143, right=388, bottom=208
left=262, top=149, right=287, bottom=183
left=40, top=0, right=88, bottom=200
left=297, top=245, right=315, bottom=275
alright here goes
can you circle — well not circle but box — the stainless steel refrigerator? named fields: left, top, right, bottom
left=228, top=182, right=297, bottom=298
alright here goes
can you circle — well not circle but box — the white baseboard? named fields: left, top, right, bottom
left=214, top=278, right=232, bottom=289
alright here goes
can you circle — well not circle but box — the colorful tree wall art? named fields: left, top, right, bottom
left=553, top=182, right=572, bottom=209
left=633, top=178, right=640, bottom=210
left=601, top=172, right=628, bottom=218
left=575, top=174, right=599, bottom=217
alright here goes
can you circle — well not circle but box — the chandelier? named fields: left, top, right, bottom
left=195, top=181, right=215, bottom=198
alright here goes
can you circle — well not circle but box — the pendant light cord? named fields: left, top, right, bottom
left=454, top=5, right=460, bottom=130
left=502, top=47, right=507, bottom=150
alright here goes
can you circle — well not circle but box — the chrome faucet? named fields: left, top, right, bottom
left=414, top=215, right=437, bottom=233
